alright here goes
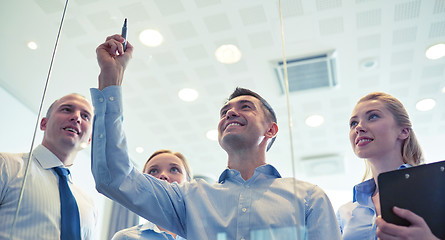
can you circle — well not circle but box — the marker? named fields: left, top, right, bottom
left=121, top=18, right=127, bottom=51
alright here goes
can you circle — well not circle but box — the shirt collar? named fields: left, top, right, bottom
left=33, top=144, right=65, bottom=170
left=218, top=164, right=281, bottom=183
left=140, top=221, right=158, bottom=232
left=353, top=163, right=412, bottom=203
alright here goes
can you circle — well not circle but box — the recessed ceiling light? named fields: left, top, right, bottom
left=215, top=44, right=242, bottom=64
left=139, top=29, right=164, bottom=47
left=305, top=114, right=324, bottom=127
left=178, top=88, right=198, bottom=102
left=425, top=43, right=445, bottom=60
left=416, top=98, right=436, bottom=111
left=27, top=41, right=38, bottom=50
left=442, top=86, right=445, bottom=93
left=359, top=58, right=378, bottom=71
left=206, top=129, right=218, bottom=141
left=136, top=147, right=144, bottom=153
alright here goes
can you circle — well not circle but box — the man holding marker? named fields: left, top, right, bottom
left=91, top=33, right=340, bottom=239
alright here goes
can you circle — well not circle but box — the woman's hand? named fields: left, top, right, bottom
left=376, top=206, right=439, bottom=240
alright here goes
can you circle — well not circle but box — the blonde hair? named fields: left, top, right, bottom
left=143, top=149, right=193, bottom=181
left=357, top=92, right=424, bottom=181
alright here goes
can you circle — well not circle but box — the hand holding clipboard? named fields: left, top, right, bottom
left=377, top=160, right=445, bottom=239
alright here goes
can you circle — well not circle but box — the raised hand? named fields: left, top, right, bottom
left=96, top=34, right=134, bottom=90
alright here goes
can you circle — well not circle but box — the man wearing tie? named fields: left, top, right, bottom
left=0, top=93, right=97, bottom=240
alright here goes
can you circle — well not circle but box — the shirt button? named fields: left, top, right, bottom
left=241, top=237, right=245, bottom=240
left=242, top=208, right=247, bottom=212
left=109, top=96, right=114, bottom=101
left=99, top=134, right=103, bottom=138
left=99, top=98, right=104, bottom=102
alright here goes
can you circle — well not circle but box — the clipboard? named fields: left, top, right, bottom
left=378, top=160, right=445, bottom=239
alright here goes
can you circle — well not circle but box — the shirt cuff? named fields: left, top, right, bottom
left=90, top=86, right=123, bottom=114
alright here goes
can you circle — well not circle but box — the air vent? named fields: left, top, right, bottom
left=274, top=51, right=338, bottom=94
left=300, top=153, right=344, bottom=176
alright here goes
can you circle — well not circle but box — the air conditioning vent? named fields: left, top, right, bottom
left=300, top=153, right=344, bottom=176
left=275, top=51, right=338, bottom=94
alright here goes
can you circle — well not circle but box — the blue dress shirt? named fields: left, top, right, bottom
left=90, top=86, right=341, bottom=240
left=337, top=164, right=411, bottom=240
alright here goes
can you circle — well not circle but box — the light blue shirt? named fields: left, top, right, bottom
left=90, top=86, right=341, bottom=240
left=337, top=164, right=410, bottom=240
left=112, top=221, right=186, bottom=240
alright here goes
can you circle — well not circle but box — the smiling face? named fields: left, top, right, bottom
left=349, top=99, right=408, bottom=162
left=40, top=94, right=93, bottom=155
left=217, top=95, right=276, bottom=152
left=143, top=153, right=187, bottom=184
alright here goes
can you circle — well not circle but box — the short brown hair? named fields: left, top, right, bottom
left=226, top=87, right=277, bottom=151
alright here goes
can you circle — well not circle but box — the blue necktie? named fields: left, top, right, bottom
left=53, top=167, right=81, bottom=240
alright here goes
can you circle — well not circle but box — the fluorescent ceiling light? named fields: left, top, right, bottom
left=416, top=98, right=436, bottom=111
left=425, top=43, right=445, bottom=60
left=178, top=88, right=198, bottom=102
left=305, top=114, right=324, bottom=127
left=139, top=29, right=164, bottom=47
left=215, top=44, right=242, bottom=64
left=206, top=129, right=218, bottom=141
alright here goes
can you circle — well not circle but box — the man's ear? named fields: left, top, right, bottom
left=398, top=127, right=410, bottom=140
left=265, top=122, right=278, bottom=139
left=40, top=118, right=48, bottom=131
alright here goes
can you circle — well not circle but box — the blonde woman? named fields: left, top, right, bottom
left=112, top=150, right=192, bottom=240
left=337, top=92, right=439, bottom=240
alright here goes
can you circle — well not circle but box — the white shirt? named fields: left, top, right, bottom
left=0, top=144, right=97, bottom=240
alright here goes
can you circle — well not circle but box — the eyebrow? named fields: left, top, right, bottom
left=58, top=104, right=92, bottom=117
left=147, top=163, right=181, bottom=168
left=350, top=109, right=382, bottom=120
left=220, top=99, right=255, bottom=115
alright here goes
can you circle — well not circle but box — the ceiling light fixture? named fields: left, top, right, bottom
left=416, top=98, right=436, bottom=111
left=136, top=147, right=144, bottom=153
left=359, top=58, right=378, bottom=71
left=27, top=41, right=38, bottom=50
left=442, top=86, right=445, bottom=93
left=206, top=129, right=218, bottom=141
left=425, top=43, right=445, bottom=60
left=305, top=114, right=324, bottom=127
left=178, top=88, right=199, bottom=102
left=215, top=44, right=242, bottom=64
left=139, top=29, right=164, bottom=47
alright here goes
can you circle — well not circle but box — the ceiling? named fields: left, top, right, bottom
left=1, top=0, right=445, bottom=196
